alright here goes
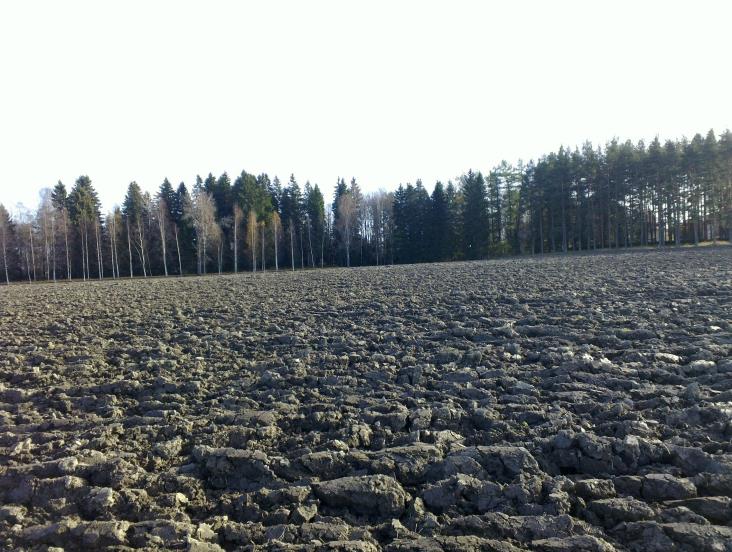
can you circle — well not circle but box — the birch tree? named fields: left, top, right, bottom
left=289, top=220, right=295, bottom=271
left=14, top=206, right=34, bottom=282
left=123, top=182, right=148, bottom=277
left=261, top=222, right=266, bottom=272
left=125, top=217, right=133, bottom=277
left=247, top=210, right=257, bottom=272
left=106, top=212, right=117, bottom=278
left=37, top=189, right=55, bottom=280
left=184, top=188, right=217, bottom=274
left=233, top=204, right=242, bottom=273
left=94, top=217, right=103, bottom=279
left=336, top=192, right=356, bottom=267
left=156, top=197, right=169, bottom=277
left=173, top=225, right=182, bottom=275
left=271, top=211, right=280, bottom=271
left=52, top=182, right=71, bottom=280
left=0, top=204, right=11, bottom=284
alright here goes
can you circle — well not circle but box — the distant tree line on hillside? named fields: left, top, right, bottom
left=1, top=129, right=731, bottom=283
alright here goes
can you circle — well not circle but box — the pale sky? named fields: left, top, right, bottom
left=1, top=0, right=730, bottom=212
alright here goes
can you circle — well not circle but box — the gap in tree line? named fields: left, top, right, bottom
left=1, top=128, right=731, bottom=284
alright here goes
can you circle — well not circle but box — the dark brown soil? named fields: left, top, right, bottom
left=1, top=248, right=731, bottom=551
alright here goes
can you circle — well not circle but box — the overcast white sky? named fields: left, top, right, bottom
left=1, top=0, right=730, bottom=212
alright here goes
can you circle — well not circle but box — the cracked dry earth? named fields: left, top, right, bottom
left=1, top=248, right=732, bottom=552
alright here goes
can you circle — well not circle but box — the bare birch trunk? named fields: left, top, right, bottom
left=127, top=218, right=134, bottom=278
left=29, top=224, right=36, bottom=281
left=137, top=222, right=147, bottom=277
left=43, top=212, right=50, bottom=280
left=51, top=213, right=56, bottom=282
left=252, top=233, right=256, bottom=272
left=81, top=222, right=87, bottom=281
left=61, top=210, right=70, bottom=280
left=308, top=222, right=315, bottom=267
left=95, top=220, right=102, bottom=279
left=109, top=222, right=116, bottom=278
left=290, top=224, right=295, bottom=272
left=196, top=231, right=201, bottom=275
left=114, top=215, right=120, bottom=278
left=261, top=225, right=265, bottom=272
left=233, top=218, right=238, bottom=274
left=273, top=220, right=278, bottom=271
left=299, top=228, right=304, bottom=268
left=159, top=213, right=168, bottom=276
left=202, top=235, right=207, bottom=275
left=174, top=225, right=182, bottom=275
left=85, top=223, right=91, bottom=281
left=346, top=235, right=350, bottom=267
left=1, top=225, right=8, bottom=284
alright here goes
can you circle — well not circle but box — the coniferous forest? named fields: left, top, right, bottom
left=1, top=129, right=731, bottom=283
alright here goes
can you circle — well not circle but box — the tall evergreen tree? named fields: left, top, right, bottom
left=461, top=170, right=489, bottom=259
left=68, top=176, right=102, bottom=279
left=122, top=182, right=149, bottom=277
left=304, top=183, right=326, bottom=266
left=430, top=181, right=451, bottom=261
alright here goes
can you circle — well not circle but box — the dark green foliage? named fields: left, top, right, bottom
left=3, top=128, right=731, bottom=282
left=461, top=170, right=489, bottom=259
left=331, top=178, right=349, bottom=264
left=233, top=171, right=271, bottom=220
left=430, top=182, right=451, bottom=261
left=280, top=174, right=303, bottom=233
left=51, top=181, right=69, bottom=211
left=392, top=181, right=431, bottom=263
left=0, top=203, right=19, bottom=282
left=158, top=179, right=177, bottom=221
left=304, top=182, right=326, bottom=265
left=69, top=176, right=101, bottom=225
left=122, top=182, right=146, bottom=222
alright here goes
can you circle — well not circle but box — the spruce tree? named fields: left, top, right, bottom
left=461, top=170, right=489, bottom=259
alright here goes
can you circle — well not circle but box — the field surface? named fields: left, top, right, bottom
left=1, top=248, right=732, bottom=551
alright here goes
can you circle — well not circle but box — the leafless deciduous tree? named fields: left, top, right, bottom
left=57, top=201, right=71, bottom=281
left=37, top=189, right=54, bottom=281
left=157, top=198, right=169, bottom=277
left=233, top=205, right=242, bottom=274
left=289, top=221, right=295, bottom=272
left=271, top=211, right=280, bottom=271
left=94, top=217, right=103, bottom=280
left=247, top=210, right=257, bottom=272
left=336, top=193, right=356, bottom=267
left=261, top=222, right=266, bottom=272
left=185, top=189, right=217, bottom=275
left=106, top=212, right=117, bottom=279
left=126, top=217, right=134, bottom=279
left=173, top=224, right=182, bottom=275
left=135, top=218, right=147, bottom=278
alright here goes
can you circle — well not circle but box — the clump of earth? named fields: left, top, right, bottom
left=1, top=247, right=731, bottom=551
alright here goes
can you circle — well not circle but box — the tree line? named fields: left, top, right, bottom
left=1, top=128, right=731, bottom=283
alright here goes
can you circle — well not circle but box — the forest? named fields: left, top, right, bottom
left=1, top=129, right=731, bottom=283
